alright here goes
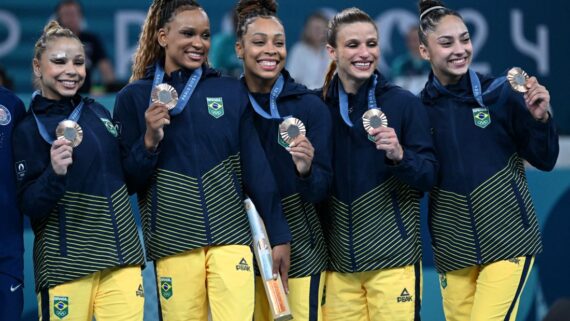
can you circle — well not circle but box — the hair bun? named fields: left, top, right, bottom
left=419, top=0, right=445, bottom=15
left=43, top=20, right=63, bottom=35
left=236, top=0, right=277, bottom=21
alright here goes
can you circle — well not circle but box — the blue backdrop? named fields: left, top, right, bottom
left=1, top=0, right=569, bottom=133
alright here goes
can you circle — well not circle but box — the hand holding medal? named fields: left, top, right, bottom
left=507, top=67, right=550, bottom=122
left=144, top=102, right=171, bottom=152
left=144, top=90, right=172, bottom=151
left=50, top=137, right=74, bottom=176
left=363, top=109, right=403, bottom=162
left=279, top=118, right=313, bottom=176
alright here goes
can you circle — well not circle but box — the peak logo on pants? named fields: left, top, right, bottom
left=397, top=288, right=412, bottom=303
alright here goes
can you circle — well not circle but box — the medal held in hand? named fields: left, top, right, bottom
left=362, top=108, right=388, bottom=143
left=507, top=67, right=529, bottom=93
left=56, top=120, right=83, bottom=147
left=151, top=84, right=179, bottom=110
left=362, top=108, right=388, bottom=132
left=279, top=117, right=306, bottom=145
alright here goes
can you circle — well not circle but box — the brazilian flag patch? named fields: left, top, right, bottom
left=472, top=107, right=491, bottom=128
left=160, top=277, right=173, bottom=300
left=100, top=118, right=118, bottom=137
left=53, top=296, right=69, bottom=319
left=207, top=97, right=224, bottom=119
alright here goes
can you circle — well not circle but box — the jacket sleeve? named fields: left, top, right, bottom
left=113, top=88, right=159, bottom=194
left=239, top=101, right=292, bottom=246
left=297, top=95, right=333, bottom=203
left=388, top=92, right=438, bottom=192
left=12, top=97, right=26, bottom=124
left=13, top=119, right=67, bottom=220
left=510, top=92, right=559, bottom=171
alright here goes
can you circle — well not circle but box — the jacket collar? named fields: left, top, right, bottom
left=31, top=93, right=89, bottom=115
left=421, top=70, right=496, bottom=106
left=325, top=70, right=392, bottom=104
left=240, top=69, right=312, bottom=99
left=143, top=61, right=220, bottom=82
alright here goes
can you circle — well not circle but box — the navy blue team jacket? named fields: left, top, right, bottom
left=113, top=64, right=291, bottom=261
left=243, top=70, right=332, bottom=278
left=0, top=86, right=26, bottom=281
left=420, top=72, right=559, bottom=272
left=13, top=94, right=145, bottom=291
left=323, top=72, right=437, bottom=273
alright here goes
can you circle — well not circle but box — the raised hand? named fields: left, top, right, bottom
left=368, top=126, right=404, bottom=162
left=144, top=102, right=171, bottom=151
left=287, top=135, right=314, bottom=177
left=51, top=138, right=74, bottom=175
left=524, top=77, right=550, bottom=123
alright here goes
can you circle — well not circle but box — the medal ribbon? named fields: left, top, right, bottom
left=432, top=69, right=507, bottom=108
left=247, top=74, right=288, bottom=120
left=151, top=62, right=203, bottom=116
left=338, top=74, right=378, bottom=127
left=31, top=90, right=85, bottom=144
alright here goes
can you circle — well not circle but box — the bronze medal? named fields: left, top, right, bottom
left=507, top=67, right=529, bottom=93
left=151, top=83, right=179, bottom=110
left=362, top=108, right=388, bottom=133
left=56, top=120, right=83, bottom=147
left=279, top=117, right=306, bottom=145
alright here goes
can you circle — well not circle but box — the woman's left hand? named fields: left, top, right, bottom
left=369, top=127, right=404, bottom=162
left=287, top=135, right=314, bottom=177
left=272, top=243, right=291, bottom=293
left=524, top=77, right=550, bottom=122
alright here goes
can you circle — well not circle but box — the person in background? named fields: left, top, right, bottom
left=286, top=11, right=330, bottom=90
left=0, top=86, right=26, bottom=321
left=0, top=67, right=15, bottom=91
left=209, top=10, right=243, bottom=77
left=390, top=25, right=431, bottom=95
left=55, top=0, right=116, bottom=94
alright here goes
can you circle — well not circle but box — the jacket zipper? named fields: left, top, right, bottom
left=188, top=88, right=213, bottom=245
left=96, top=117, right=124, bottom=264
left=347, top=122, right=357, bottom=272
left=450, top=101, right=482, bottom=264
